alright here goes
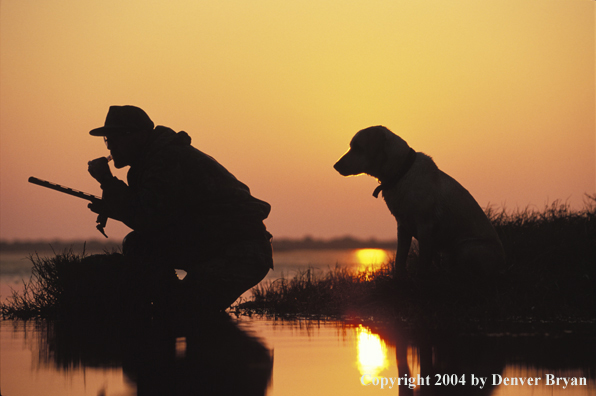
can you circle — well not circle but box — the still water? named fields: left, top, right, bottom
left=1, top=248, right=595, bottom=396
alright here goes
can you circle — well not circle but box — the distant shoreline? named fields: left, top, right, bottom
left=0, top=236, right=397, bottom=254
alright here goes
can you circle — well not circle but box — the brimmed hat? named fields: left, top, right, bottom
left=89, top=105, right=154, bottom=136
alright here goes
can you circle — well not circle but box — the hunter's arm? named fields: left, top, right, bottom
left=100, top=153, right=191, bottom=232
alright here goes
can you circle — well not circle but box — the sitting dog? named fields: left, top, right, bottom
left=334, top=125, right=505, bottom=277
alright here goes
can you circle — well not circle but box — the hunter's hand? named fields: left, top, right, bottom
left=88, top=157, right=113, bottom=184
left=87, top=200, right=106, bottom=215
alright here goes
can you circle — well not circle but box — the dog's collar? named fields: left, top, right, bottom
left=373, top=148, right=417, bottom=198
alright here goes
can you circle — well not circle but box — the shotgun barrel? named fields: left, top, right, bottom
left=28, top=176, right=108, bottom=237
left=28, top=176, right=101, bottom=202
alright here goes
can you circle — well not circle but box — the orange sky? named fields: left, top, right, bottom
left=1, top=0, right=594, bottom=242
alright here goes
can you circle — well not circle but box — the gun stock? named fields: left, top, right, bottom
left=28, top=176, right=108, bottom=237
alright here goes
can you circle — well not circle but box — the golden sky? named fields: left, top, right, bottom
left=1, top=0, right=594, bottom=242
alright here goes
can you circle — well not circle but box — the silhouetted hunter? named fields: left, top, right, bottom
left=87, top=105, right=273, bottom=313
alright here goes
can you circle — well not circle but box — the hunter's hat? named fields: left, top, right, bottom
left=89, top=105, right=154, bottom=136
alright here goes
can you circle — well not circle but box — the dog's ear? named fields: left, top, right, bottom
left=363, top=126, right=389, bottom=175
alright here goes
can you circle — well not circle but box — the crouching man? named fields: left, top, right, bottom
left=87, top=105, right=273, bottom=315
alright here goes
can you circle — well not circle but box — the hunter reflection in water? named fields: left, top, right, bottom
left=34, top=315, right=272, bottom=396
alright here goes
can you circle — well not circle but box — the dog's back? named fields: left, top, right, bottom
left=391, top=152, right=505, bottom=273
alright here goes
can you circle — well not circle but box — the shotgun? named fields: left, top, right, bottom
left=28, top=176, right=109, bottom=238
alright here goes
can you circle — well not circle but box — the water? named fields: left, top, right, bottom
left=1, top=248, right=595, bottom=395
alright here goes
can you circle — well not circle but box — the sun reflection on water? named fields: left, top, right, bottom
left=356, top=325, right=390, bottom=384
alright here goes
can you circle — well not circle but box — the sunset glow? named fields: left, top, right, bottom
left=354, top=248, right=391, bottom=272
left=0, top=1, right=593, bottom=242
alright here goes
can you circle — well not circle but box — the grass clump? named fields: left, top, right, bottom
left=1, top=248, right=127, bottom=320
left=1, top=249, right=78, bottom=319
left=242, top=264, right=395, bottom=318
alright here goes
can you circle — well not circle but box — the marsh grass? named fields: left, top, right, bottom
left=1, top=250, right=78, bottom=319
left=241, top=263, right=395, bottom=317
left=3, top=196, right=594, bottom=330
left=239, top=196, right=596, bottom=330
left=488, top=196, right=596, bottom=321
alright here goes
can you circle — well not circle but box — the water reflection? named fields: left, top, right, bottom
left=356, top=325, right=390, bottom=381
left=3, top=317, right=595, bottom=396
left=31, top=315, right=273, bottom=396
left=405, top=345, right=421, bottom=385
left=370, top=321, right=596, bottom=396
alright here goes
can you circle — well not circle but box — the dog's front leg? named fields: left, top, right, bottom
left=395, top=224, right=412, bottom=278
left=416, top=224, right=435, bottom=271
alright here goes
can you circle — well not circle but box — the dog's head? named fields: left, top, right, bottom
left=334, top=126, right=410, bottom=180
